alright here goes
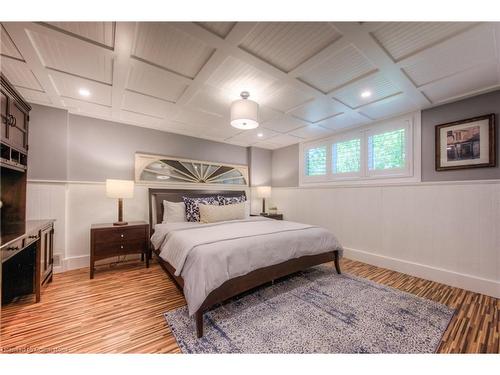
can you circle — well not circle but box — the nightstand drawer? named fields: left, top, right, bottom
left=94, top=239, right=147, bottom=257
left=93, top=227, right=145, bottom=244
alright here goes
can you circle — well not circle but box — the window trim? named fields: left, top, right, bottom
left=299, top=112, right=421, bottom=187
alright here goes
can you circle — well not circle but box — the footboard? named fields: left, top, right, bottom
left=194, top=250, right=341, bottom=338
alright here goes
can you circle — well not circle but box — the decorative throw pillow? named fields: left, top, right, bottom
left=199, top=201, right=246, bottom=224
left=217, top=195, right=246, bottom=205
left=162, top=200, right=187, bottom=223
left=183, top=196, right=218, bottom=222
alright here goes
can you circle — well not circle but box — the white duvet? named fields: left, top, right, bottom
left=151, top=217, right=343, bottom=315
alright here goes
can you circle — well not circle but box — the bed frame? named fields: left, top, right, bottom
left=148, top=188, right=341, bottom=338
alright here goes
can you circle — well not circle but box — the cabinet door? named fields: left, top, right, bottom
left=8, top=101, right=28, bottom=151
left=1, top=90, right=8, bottom=141
left=40, top=226, right=54, bottom=283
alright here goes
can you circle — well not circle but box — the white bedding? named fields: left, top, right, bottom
left=151, top=217, right=343, bottom=315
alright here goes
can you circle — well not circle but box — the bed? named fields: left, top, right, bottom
left=148, top=188, right=343, bottom=338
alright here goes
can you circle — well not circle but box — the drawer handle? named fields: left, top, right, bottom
left=120, top=245, right=124, bottom=249
left=7, top=246, right=19, bottom=251
left=120, top=234, right=124, bottom=238
left=28, top=235, right=38, bottom=239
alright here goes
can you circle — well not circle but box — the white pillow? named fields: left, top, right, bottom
left=199, top=201, right=246, bottom=224
left=162, top=200, right=187, bottom=223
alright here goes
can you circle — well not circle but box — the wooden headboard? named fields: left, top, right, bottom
left=148, top=188, right=247, bottom=228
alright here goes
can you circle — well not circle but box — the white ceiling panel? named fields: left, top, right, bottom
left=1, top=57, right=42, bottom=90
left=299, top=45, right=376, bottom=93
left=127, top=63, right=188, bottom=103
left=421, top=62, right=499, bottom=103
left=206, top=56, right=279, bottom=100
left=49, top=69, right=112, bottom=106
left=196, top=22, right=236, bottom=38
left=317, top=112, right=370, bottom=131
left=1, top=24, right=23, bottom=60
left=358, top=94, right=418, bottom=120
left=261, top=84, right=315, bottom=112
left=253, top=134, right=303, bottom=149
left=119, top=110, right=164, bottom=129
left=186, top=85, right=233, bottom=117
left=259, top=105, right=282, bottom=123
left=401, top=25, right=497, bottom=87
left=332, top=73, right=401, bottom=108
left=288, top=124, right=333, bottom=140
left=15, top=86, right=51, bottom=104
left=45, top=22, right=115, bottom=48
left=371, top=22, right=477, bottom=61
left=239, top=22, right=341, bottom=72
left=227, top=127, right=280, bottom=144
left=289, top=97, right=344, bottom=123
left=28, top=29, right=113, bottom=84
left=133, top=23, right=214, bottom=79
left=122, top=90, right=177, bottom=118
left=62, top=97, right=112, bottom=118
left=261, top=115, right=308, bottom=133
left=174, top=107, right=225, bottom=128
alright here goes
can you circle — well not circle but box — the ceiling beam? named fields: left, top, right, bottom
left=3, top=22, right=63, bottom=106
left=111, top=22, right=135, bottom=119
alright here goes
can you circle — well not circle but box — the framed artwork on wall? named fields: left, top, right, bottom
left=435, top=113, right=496, bottom=171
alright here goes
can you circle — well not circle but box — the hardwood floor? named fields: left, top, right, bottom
left=1, top=258, right=498, bottom=353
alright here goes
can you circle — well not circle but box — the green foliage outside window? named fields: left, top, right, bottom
left=368, top=128, right=406, bottom=170
left=306, top=146, right=326, bottom=176
left=332, top=138, right=361, bottom=174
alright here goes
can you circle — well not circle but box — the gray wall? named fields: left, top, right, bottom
left=28, top=105, right=250, bottom=182
left=248, top=147, right=272, bottom=186
left=421, top=90, right=500, bottom=181
left=28, top=104, right=69, bottom=180
left=271, top=144, right=299, bottom=187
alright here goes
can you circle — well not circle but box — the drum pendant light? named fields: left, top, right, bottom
left=230, top=91, right=259, bottom=130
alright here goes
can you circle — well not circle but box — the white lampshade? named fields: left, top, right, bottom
left=230, top=91, right=259, bottom=130
left=106, top=179, right=134, bottom=199
left=256, top=186, right=271, bottom=199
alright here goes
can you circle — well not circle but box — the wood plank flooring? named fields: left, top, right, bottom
left=1, top=258, right=498, bottom=353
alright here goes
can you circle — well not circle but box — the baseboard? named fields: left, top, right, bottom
left=59, top=254, right=143, bottom=273
left=343, top=247, right=500, bottom=299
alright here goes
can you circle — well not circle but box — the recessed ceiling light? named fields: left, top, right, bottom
left=361, top=90, right=372, bottom=98
left=79, top=88, right=91, bottom=97
left=257, top=132, right=264, bottom=137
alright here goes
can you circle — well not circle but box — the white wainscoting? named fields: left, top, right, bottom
left=27, top=181, right=253, bottom=273
left=270, top=181, right=500, bottom=298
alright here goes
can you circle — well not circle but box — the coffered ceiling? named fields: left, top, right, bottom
left=1, top=22, right=499, bottom=149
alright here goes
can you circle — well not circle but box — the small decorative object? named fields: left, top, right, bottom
left=256, top=186, right=271, bottom=215
left=435, top=114, right=496, bottom=171
left=106, top=179, right=134, bottom=226
left=268, top=206, right=278, bottom=215
left=230, top=91, right=259, bottom=130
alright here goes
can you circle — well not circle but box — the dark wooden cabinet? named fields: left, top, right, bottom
left=0, top=73, right=30, bottom=171
left=90, top=221, right=150, bottom=279
left=40, top=224, right=54, bottom=285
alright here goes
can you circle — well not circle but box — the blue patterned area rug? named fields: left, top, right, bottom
left=164, top=266, right=454, bottom=353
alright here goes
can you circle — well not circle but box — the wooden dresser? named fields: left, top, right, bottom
left=90, top=221, right=150, bottom=279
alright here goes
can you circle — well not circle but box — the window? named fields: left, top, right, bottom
left=332, top=138, right=361, bottom=175
left=300, top=114, right=416, bottom=185
left=305, top=146, right=327, bottom=176
left=368, top=128, right=406, bottom=171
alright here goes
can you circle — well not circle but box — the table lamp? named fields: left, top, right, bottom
left=106, top=179, right=134, bottom=226
left=256, top=186, right=271, bottom=215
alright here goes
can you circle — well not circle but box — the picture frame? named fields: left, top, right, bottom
left=435, top=113, right=496, bottom=171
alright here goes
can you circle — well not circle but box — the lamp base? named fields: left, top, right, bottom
left=113, top=221, right=128, bottom=226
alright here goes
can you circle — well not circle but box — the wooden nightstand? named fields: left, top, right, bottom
left=259, top=213, right=283, bottom=220
left=90, top=221, right=150, bottom=279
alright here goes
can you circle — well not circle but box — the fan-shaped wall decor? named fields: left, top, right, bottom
left=135, top=153, right=248, bottom=186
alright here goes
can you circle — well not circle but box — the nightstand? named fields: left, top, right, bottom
left=90, top=221, right=150, bottom=279
left=260, top=213, right=283, bottom=220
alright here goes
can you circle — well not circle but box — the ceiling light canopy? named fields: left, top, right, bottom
left=230, top=91, right=259, bottom=130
